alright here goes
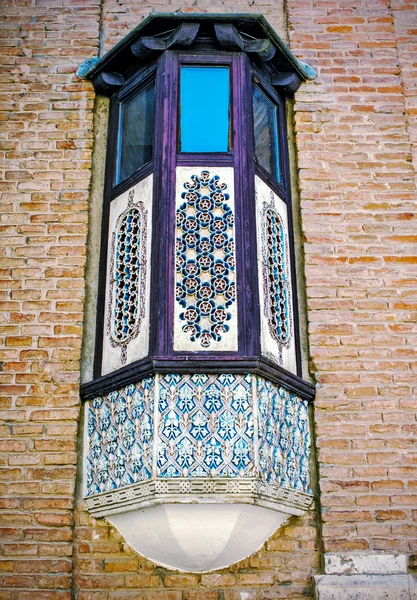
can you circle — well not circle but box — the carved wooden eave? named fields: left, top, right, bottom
left=76, top=13, right=317, bottom=96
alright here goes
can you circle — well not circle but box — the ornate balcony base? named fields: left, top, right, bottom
left=85, top=477, right=312, bottom=571
left=84, top=373, right=313, bottom=571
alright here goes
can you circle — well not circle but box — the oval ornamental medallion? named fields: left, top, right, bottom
left=108, top=190, right=147, bottom=364
left=263, top=206, right=291, bottom=349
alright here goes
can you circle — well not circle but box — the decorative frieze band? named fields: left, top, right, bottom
left=85, top=476, right=313, bottom=517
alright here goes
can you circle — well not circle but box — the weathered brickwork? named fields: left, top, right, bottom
left=0, top=0, right=416, bottom=599
left=0, top=0, right=100, bottom=597
left=392, top=0, right=417, bottom=186
left=100, top=0, right=287, bottom=53
left=288, top=0, right=417, bottom=556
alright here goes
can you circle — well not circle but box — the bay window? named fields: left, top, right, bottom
left=78, top=13, right=316, bottom=573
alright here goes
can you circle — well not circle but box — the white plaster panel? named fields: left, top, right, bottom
left=324, top=553, right=408, bottom=575
left=174, top=166, right=238, bottom=352
left=255, top=176, right=297, bottom=374
left=102, top=175, right=153, bottom=375
left=315, top=574, right=415, bottom=600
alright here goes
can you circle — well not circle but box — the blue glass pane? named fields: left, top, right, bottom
left=116, top=79, right=155, bottom=185
left=253, top=84, right=281, bottom=183
left=180, top=66, right=230, bottom=153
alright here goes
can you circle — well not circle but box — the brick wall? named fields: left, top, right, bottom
left=288, top=0, right=417, bottom=557
left=1, top=0, right=416, bottom=598
left=0, top=0, right=100, bottom=597
left=100, top=0, right=287, bottom=53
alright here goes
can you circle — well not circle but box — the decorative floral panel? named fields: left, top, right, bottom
left=85, top=377, right=154, bottom=496
left=174, top=167, right=238, bottom=352
left=263, top=207, right=291, bottom=346
left=108, top=192, right=147, bottom=364
left=157, top=373, right=254, bottom=478
left=255, top=176, right=297, bottom=374
left=257, top=378, right=310, bottom=493
left=85, top=373, right=311, bottom=500
left=102, top=175, right=153, bottom=375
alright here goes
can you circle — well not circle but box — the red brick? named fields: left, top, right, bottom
left=164, top=575, right=200, bottom=588
left=103, top=557, right=139, bottom=572
left=200, top=574, right=236, bottom=587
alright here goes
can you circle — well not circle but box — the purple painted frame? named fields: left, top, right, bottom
left=86, top=41, right=311, bottom=403
left=160, top=51, right=261, bottom=360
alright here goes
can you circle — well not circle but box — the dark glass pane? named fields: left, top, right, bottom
left=117, top=79, right=155, bottom=185
left=180, top=66, right=230, bottom=153
left=253, top=84, right=281, bottom=183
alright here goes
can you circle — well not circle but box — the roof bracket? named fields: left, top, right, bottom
left=271, top=72, right=302, bottom=93
left=244, top=38, right=276, bottom=62
left=214, top=23, right=245, bottom=51
left=131, top=22, right=200, bottom=60
left=92, top=72, right=124, bottom=95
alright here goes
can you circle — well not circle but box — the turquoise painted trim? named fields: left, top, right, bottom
left=296, top=60, right=317, bottom=80
left=76, top=57, right=99, bottom=79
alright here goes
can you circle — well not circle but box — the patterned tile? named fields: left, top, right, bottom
left=157, top=374, right=254, bottom=478
left=107, top=188, right=148, bottom=365
left=257, top=378, right=311, bottom=493
left=262, top=205, right=291, bottom=346
left=255, top=176, right=297, bottom=374
left=85, top=377, right=154, bottom=495
left=85, top=374, right=311, bottom=498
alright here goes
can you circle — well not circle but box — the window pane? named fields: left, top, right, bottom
left=180, top=66, right=230, bottom=153
left=117, top=79, right=155, bottom=185
left=253, top=84, right=281, bottom=183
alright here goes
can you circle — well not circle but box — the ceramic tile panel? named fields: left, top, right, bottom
left=157, top=373, right=254, bottom=478
left=85, top=377, right=154, bottom=495
left=85, top=374, right=311, bottom=499
left=257, top=378, right=311, bottom=494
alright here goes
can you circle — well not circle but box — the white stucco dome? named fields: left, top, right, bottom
left=109, top=503, right=291, bottom=572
